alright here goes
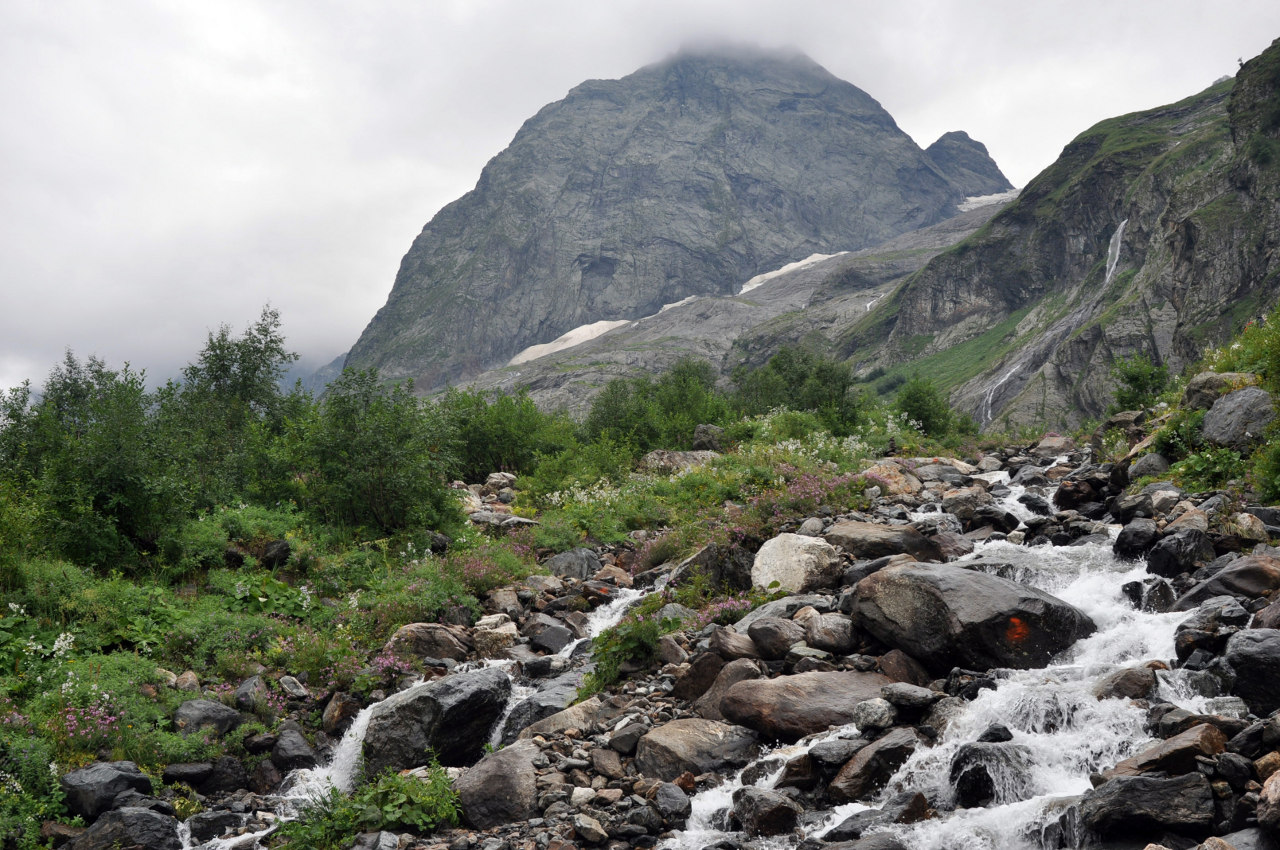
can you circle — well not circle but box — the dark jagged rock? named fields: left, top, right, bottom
left=851, top=562, right=1095, bottom=674
left=828, top=728, right=921, bottom=802
left=1113, top=518, right=1159, bottom=560
left=65, top=807, right=179, bottom=850
left=1147, top=529, right=1216, bottom=578
left=61, top=762, right=153, bottom=821
left=633, top=718, right=758, bottom=781
left=362, top=666, right=511, bottom=773
left=1172, top=554, right=1280, bottom=610
left=949, top=742, right=1034, bottom=808
left=731, top=786, right=803, bottom=837
left=1079, top=772, right=1214, bottom=838
left=173, top=700, right=241, bottom=737
left=1203, top=386, right=1276, bottom=448
left=453, top=740, right=540, bottom=829
left=1226, top=629, right=1280, bottom=716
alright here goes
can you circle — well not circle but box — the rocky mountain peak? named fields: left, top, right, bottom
left=344, top=51, right=1010, bottom=391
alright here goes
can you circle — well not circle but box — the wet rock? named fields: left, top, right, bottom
left=61, top=762, right=153, bottom=821
left=1079, top=773, right=1214, bottom=838
left=271, top=728, right=317, bottom=771
left=751, top=533, right=842, bottom=592
left=1104, top=723, right=1227, bottom=778
left=949, top=742, right=1033, bottom=808
left=824, top=521, right=943, bottom=562
left=671, top=652, right=727, bottom=701
left=186, top=811, right=248, bottom=844
left=572, top=812, right=609, bottom=844
left=322, top=692, right=362, bottom=736
left=652, top=782, right=692, bottom=823
left=828, top=727, right=921, bottom=802
left=1203, top=387, right=1275, bottom=449
left=1146, top=529, right=1216, bottom=578
left=823, top=791, right=929, bottom=840
left=731, top=786, right=802, bottom=836
left=1226, top=629, right=1280, bottom=715
left=878, top=649, right=932, bottom=687
left=747, top=617, right=807, bottom=660
left=65, top=807, right=179, bottom=850
left=454, top=740, right=539, bottom=829
left=383, top=622, right=472, bottom=662
left=1173, top=554, right=1280, bottom=610
left=1174, top=596, right=1250, bottom=662
left=1092, top=666, right=1158, bottom=700
left=721, top=670, right=891, bottom=741
left=363, top=666, right=511, bottom=773
left=173, top=699, right=242, bottom=737
left=1113, top=518, right=1159, bottom=560
left=200, top=756, right=248, bottom=795
left=633, top=718, right=758, bottom=781
left=850, top=698, right=898, bottom=732
left=851, top=562, right=1096, bottom=674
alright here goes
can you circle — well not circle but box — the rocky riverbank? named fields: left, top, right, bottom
left=50, top=409, right=1280, bottom=850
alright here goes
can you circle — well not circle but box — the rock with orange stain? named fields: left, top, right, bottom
left=851, top=562, right=1096, bottom=674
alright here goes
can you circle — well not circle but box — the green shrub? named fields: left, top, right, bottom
left=894, top=375, right=954, bottom=437
left=583, top=359, right=731, bottom=453
left=732, top=347, right=866, bottom=435
left=1109, top=352, right=1170, bottom=412
left=1169, top=447, right=1247, bottom=491
left=1153, top=408, right=1206, bottom=461
left=436, top=388, right=575, bottom=482
left=579, top=610, right=678, bottom=698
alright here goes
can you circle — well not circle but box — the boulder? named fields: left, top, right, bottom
left=670, top=652, right=727, bottom=701
left=805, top=613, right=857, bottom=654
left=186, top=811, right=248, bottom=844
left=746, top=617, right=807, bottom=660
left=1092, top=666, right=1158, bottom=701
left=498, top=669, right=583, bottom=742
left=271, top=728, right=317, bottom=771
left=173, top=700, right=241, bottom=737
left=322, top=693, right=362, bottom=736
left=633, top=718, right=758, bottom=781
left=1174, top=596, right=1250, bottom=662
left=1113, top=518, right=1159, bottom=560
left=1104, top=723, right=1226, bottom=778
left=824, top=521, right=943, bottom=562
left=1146, top=529, right=1216, bottom=578
left=382, top=622, right=471, bottom=661
left=1129, top=452, right=1171, bottom=479
left=731, top=787, right=803, bottom=836
left=1183, top=372, right=1255, bottom=410
left=61, top=762, right=153, bottom=821
left=544, top=548, right=601, bottom=580
left=693, top=658, right=764, bottom=722
left=1032, top=434, right=1075, bottom=457
left=949, top=742, right=1034, bottom=808
left=828, top=727, right=921, bottom=802
left=861, top=461, right=924, bottom=496
left=1226, top=630, right=1280, bottom=716
left=362, top=666, right=511, bottom=773
left=1172, top=554, right=1280, bottom=610
left=1203, top=386, right=1275, bottom=448
left=638, top=449, right=719, bottom=474
left=65, top=807, right=179, bottom=850
left=1079, top=773, right=1214, bottom=838
left=851, top=563, right=1095, bottom=674
left=453, top=740, right=539, bottom=829
left=720, top=670, right=891, bottom=741
left=750, top=533, right=841, bottom=592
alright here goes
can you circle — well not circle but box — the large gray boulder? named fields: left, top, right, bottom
left=61, top=762, right=153, bottom=821
left=453, top=740, right=539, bottom=829
left=543, top=547, right=601, bottom=580
left=1226, top=629, right=1280, bottom=716
left=65, top=807, right=180, bottom=850
left=824, top=521, right=943, bottom=562
left=1182, top=372, right=1257, bottom=410
left=1203, top=386, right=1275, bottom=448
left=751, top=533, right=841, bottom=592
left=1078, top=773, right=1214, bottom=838
left=173, top=700, right=242, bottom=737
left=634, top=718, right=758, bottom=781
left=362, top=667, right=511, bottom=773
left=851, top=563, right=1095, bottom=674
left=498, top=669, right=584, bottom=743
left=720, top=670, right=891, bottom=741
left=1172, top=553, right=1280, bottom=611
left=382, top=622, right=472, bottom=661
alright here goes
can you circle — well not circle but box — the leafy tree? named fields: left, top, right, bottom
left=583, top=358, right=730, bottom=453
left=732, top=347, right=865, bottom=434
left=894, top=374, right=954, bottom=437
left=436, top=388, right=574, bottom=482
left=293, top=369, right=461, bottom=535
left=1109, top=352, right=1169, bottom=413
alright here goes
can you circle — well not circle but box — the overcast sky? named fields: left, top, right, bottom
left=2, top=1, right=1278, bottom=392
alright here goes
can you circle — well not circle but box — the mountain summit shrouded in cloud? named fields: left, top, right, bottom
left=342, top=46, right=1011, bottom=391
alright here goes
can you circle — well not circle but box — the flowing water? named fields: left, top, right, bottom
left=662, top=487, right=1209, bottom=850
left=1104, top=219, right=1128, bottom=289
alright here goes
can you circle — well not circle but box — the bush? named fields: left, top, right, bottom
left=583, top=359, right=730, bottom=453
left=291, top=369, right=462, bottom=535
left=894, top=375, right=954, bottom=437
left=1109, top=352, right=1170, bottom=412
left=436, top=388, right=574, bottom=483
left=732, top=347, right=866, bottom=434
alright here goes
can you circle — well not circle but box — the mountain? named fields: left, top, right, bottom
left=343, top=46, right=1011, bottom=390
left=841, top=37, right=1280, bottom=429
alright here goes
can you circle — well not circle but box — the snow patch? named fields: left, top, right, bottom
left=659, top=295, right=699, bottom=314
left=508, top=319, right=631, bottom=365
left=958, top=188, right=1020, bottom=211
left=737, top=252, right=845, bottom=296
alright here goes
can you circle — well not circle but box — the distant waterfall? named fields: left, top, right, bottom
left=1104, top=219, right=1128, bottom=288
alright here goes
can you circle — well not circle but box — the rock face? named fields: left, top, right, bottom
left=362, top=667, right=511, bottom=774
left=719, top=670, right=892, bottom=741
left=453, top=740, right=540, bottom=829
left=851, top=563, right=1096, bottom=674
left=344, top=47, right=1009, bottom=391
